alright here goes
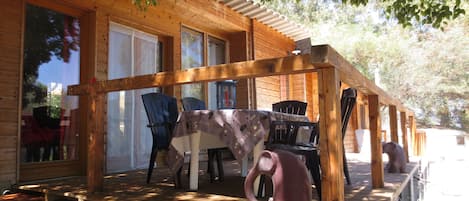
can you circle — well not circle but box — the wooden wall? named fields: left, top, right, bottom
left=0, top=0, right=255, bottom=185
left=0, top=0, right=325, bottom=185
left=0, top=0, right=23, bottom=188
left=228, top=31, right=251, bottom=109
left=305, top=73, right=319, bottom=121
left=252, top=20, right=295, bottom=110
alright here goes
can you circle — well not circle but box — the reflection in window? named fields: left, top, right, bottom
left=181, top=27, right=204, bottom=100
left=208, top=36, right=226, bottom=109
left=21, top=4, right=80, bottom=163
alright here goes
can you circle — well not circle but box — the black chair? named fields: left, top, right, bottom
left=181, top=97, right=225, bottom=183
left=340, top=88, right=357, bottom=185
left=258, top=120, right=321, bottom=199
left=32, top=106, right=61, bottom=161
left=142, top=92, right=181, bottom=186
left=272, top=100, right=307, bottom=115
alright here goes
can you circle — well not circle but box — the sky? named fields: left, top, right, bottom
left=37, top=50, right=80, bottom=92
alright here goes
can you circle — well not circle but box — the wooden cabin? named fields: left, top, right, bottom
left=0, top=0, right=420, bottom=200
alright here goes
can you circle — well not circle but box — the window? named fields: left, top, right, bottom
left=207, top=36, right=227, bottom=109
left=106, top=23, right=162, bottom=173
left=181, top=27, right=227, bottom=108
left=20, top=4, right=80, bottom=163
left=181, top=27, right=205, bottom=100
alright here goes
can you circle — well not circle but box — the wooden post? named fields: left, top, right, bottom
left=368, top=95, right=384, bottom=188
left=389, top=105, right=398, bottom=143
left=318, top=67, right=344, bottom=201
left=400, top=111, right=409, bottom=162
left=409, top=116, right=416, bottom=156
left=87, top=86, right=105, bottom=193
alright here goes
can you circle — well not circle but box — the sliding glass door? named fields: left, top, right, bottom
left=107, top=23, right=161, bottom=173
left=20, top=4, right=80, bottom=164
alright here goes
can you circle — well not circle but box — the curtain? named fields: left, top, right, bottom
left=107, top=23, right=159, bottom=173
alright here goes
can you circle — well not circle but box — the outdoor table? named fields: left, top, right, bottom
left=167, top=109, right=309, bottom=191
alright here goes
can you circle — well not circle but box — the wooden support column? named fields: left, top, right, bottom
left=400, top=111, right=409, bottom=162
left=409, top=116, right=417, bottom=156
left=87, top=87, right=105, bottom=192
left=389, top=105, right=398, bottom=143
left=318, top=67, right=344, bottom=201
left=368, top=95, right=384, bottom=188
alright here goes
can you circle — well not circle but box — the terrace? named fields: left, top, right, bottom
left=8, top=45, right=427, bottom=201
left=15, top=155, right=426, bottom=201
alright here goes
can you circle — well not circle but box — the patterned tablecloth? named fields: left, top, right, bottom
left=167, top=109, right=309, bottom=174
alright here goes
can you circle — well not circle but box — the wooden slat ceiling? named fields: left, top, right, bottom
left=218, top=0, right=310, bottom=41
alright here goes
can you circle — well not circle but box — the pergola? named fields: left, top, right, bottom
left=68, top=44, right=416, bottom=201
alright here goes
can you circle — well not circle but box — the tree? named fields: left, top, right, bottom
left=131, top=0, right=465, bottom=28
left=23, top=5, right=79, bottom=109
left=259, top=0, right=465, bottom=28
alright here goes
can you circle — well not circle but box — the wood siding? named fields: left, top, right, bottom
left=229, top=31, right=251, bottom=109
left=252, top=20, right=295, bottom=110
left=0, top=0, right=256, bottom=185
left=0, top=0, right=23, bottom=187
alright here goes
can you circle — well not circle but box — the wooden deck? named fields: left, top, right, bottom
left=14, top=154, right=423, bottom=201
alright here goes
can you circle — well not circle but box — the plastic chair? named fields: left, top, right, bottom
left=181, top=97, right=225, bottom=182
left=272, top=100, right=307, bottom=115
left=142, top=92, right=181, bottom=186
left=258, top=120, right=321, bottom=199
left=340, top=88, right=357, bottom=185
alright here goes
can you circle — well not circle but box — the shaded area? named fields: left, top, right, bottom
left=15, top=154, right=420, bottom=201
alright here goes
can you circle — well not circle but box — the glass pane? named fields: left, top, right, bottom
left=109, top=30, right=132, bottom=79
left=21, top=4, right=80, bottom=163
left=208, top=36, right=226, bottom=109
left=181, top=28, right=204, bottom=100
left=133, top=88, right=154, bottom=169
left=133, top=34, right=159, bottom=169
left=107, top=23, right=160, bottom=172
left=208, top=37, right=226, bottom=66
left=106, top=91, right=133, bottom=172
left=134, top=37, right=157, bottom=76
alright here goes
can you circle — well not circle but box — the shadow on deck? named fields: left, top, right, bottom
left=13, top=154, right=426, bottom=201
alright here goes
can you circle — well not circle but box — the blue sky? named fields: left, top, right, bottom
left=37, top=50, right=80, bottom=91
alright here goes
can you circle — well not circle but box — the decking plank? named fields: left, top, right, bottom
left=15, top=155, right=422, bottom=201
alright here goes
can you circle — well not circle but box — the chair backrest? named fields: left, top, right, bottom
left=272, top=100, right=307, bottom=115
left=340, top=88, right=357, bottom=139
left=181, top=97, right=206, bottom=111
left=33, top=106, right=61, bottom=129
left=141, top=92, right=178, bottom=150
left=268, top=121, right=319, bottom=146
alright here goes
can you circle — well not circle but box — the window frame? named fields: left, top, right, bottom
left=180, top=26, right=229, bottom=105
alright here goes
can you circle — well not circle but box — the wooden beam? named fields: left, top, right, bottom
left=310, top=45, right=412, bottom=115
left=67, top=44, right=413, bottom=117
left=318, top=67, right=344, bottom=201
left=87, top=88, right=105, bottom=193
left=400, top=111, right=409, bottom=162
left=389, top=105, right=398, bottom=143
left=368, top=95, right=384, bottom=188
left=68, top=54, right=315, bottom=95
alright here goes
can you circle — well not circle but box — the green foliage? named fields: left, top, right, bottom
left=260, top=0, right=466, bottom=28
left=258, top=0, right=469, bottom=131
left=23, top=5, right=79, bottom=109
left=132, top=0, right=158, bottom=11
